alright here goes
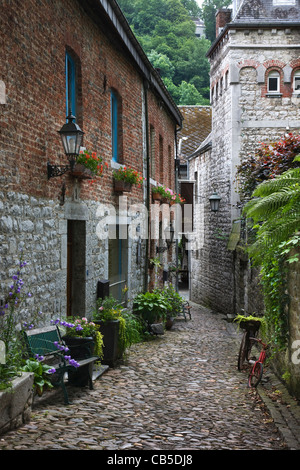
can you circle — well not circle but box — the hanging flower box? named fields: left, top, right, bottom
left=71, top=164, right=93, bottom=180
left=113, top=166, right=143, bottom=193
left=114, top=179, right=132, bottom=193
left=71, top=150, right=107, bottom=181
left=152, top=191, right=162, bottom=202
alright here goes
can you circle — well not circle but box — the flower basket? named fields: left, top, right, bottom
left=113, top=166, right=143, bottom=191
left=71, top=164, right=93, bottom=180
left=62, top=335, right=95, bottom=360
left=114, top=179, right=132, bottom=193
left=152, top=191, right=162, bottom=202
left=161, top=197, right=170, bottom=204
left=233, top=314, right=264, bottom=333
left=239, top=320, right=261, bottom=332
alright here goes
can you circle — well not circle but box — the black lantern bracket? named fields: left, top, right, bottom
left=47, top=160, right=75, bottom=180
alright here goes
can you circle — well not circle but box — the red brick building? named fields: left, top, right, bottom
left=0, top=0, right=182, bottom=320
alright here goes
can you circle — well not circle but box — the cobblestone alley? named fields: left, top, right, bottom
left=0, top=302, right=293, bottom=452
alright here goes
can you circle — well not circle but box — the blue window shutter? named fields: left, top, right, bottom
left=111, top=91, right=118, bottom=162
left=65, top=52, right=76, bottom=119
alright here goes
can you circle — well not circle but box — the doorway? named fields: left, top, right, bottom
left=108, top=224, right=128, bottom=303
left=67, top=220, right=86, bottom=316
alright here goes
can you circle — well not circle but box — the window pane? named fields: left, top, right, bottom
left=111, top=91, right=118, bottom=162
left=66, top=52, right=76, bottom=118
left=295, top=76, right=300, bottom=91
left=268, top=77, right=278, bottom=92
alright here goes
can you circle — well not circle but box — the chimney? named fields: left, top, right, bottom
left=215, top=9, right=232, bottom=38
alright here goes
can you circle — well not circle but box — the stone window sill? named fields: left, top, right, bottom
left=265, top=93, right=282, bottom=98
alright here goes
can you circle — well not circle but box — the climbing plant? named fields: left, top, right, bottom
left=242, top=155, right=300, bottom=351
left=237, top=132, right=300, bottom=200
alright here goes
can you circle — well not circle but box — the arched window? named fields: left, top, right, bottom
left=267, top=70, right=280, bottom=94
left=293, top=70, right=300, bottom=93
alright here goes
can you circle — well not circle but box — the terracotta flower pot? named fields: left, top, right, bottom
left=152, top=192, right=162, bottom=202
left=71, top=164, right=93, bottom=179
left=114, top=179, right=132, bottom=192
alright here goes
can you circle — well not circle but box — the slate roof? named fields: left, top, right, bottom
left=177, top=106, right=212, bottom=161
left=233, top=0, right=300, bottom=23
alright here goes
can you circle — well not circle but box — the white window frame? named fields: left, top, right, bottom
left=267, top=71, right=280, bottom=94
left=293, top=70, right=300, bottom=94
left=273, top=0, right=295, bottom=5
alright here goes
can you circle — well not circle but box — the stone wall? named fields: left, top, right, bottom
left=198, top=23, right=300, bottom=315
left=272, top=251, right=300, bottom=400
left=0, top=189, right=147, bottom=325
left=0, top=372, right=34, bottom=435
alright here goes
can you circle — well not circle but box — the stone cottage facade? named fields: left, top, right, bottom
left=188, top=0, right=300, bottom=315
left=0, top=0, right=182, bottom=325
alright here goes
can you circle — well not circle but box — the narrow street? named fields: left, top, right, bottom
left=1, top=302, right=294, bottom=452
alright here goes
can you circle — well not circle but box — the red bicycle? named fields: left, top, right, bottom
left=248, top=338, right=268, bottom=388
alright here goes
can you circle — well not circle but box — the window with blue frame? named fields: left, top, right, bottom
left=111, top=90, right=123, bottom=162
left=65, top=51, right=76, bottom=118
left=111, top=90, right=118, bottom=161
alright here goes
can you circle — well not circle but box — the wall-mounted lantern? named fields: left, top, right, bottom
left=156, top=222, right=175, bottom=253
left=209, top=191, right=221, bottom=212
left=165, top=222, right=175, bottom=249
left=47, top=114, right=84, bottom=179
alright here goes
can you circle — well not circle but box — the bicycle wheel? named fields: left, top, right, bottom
left=237, top=331, right=249, bottom=370
left=248, top=362, right=263, bottom=388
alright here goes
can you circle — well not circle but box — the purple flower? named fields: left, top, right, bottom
left=47, top=368, right=56, bottom=374
left=35, top=354, right=44, bottom=361
left=68, top=358, right=80, bottom=368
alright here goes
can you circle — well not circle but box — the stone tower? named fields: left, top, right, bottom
left=189, top=0, right=300, bottom=314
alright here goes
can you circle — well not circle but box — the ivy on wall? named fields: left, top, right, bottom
left=240, top=136, right=300, bottom=351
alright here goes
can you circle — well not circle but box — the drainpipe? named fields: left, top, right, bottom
left=174, top=127, right=180, bottom=293
left=143, top=79, right=150, bottom=292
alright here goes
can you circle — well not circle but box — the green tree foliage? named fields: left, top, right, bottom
left=117, top=0, right=211, bottom=104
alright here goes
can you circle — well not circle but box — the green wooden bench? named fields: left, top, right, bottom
left=22, top=325, right=99, bottom=405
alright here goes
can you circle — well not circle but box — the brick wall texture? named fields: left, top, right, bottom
left=0, top=0, right=179, bottom=322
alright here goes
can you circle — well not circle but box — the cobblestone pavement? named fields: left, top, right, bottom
left=1, top=302, right=299, bottom=451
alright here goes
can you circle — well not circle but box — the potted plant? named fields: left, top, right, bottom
left=163, top=187, right=175, bottom=204
left=57, top=317, right=104, bottom=360
left=113, top=166, right=143, bottom=192
left=174, top=193, right=186, bottom=204
left=0, top=257, right=40, bottom=433
left=72, top=150, right=106, bottom=180
left=21, top=358, right=56, bottom=397
left=92, top=296, right=126, bottom=367
left=158, top=285, right=184, bottom=330
left=54, top=317, right=103, bottom=387
left=132, top=291, right=171, bottom=334
left=152, top=184, right=165, bottom=201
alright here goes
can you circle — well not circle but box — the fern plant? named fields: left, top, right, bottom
left=243, top=157, right=300, bottom=350
left=243, top=158, right=300, bottom=262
